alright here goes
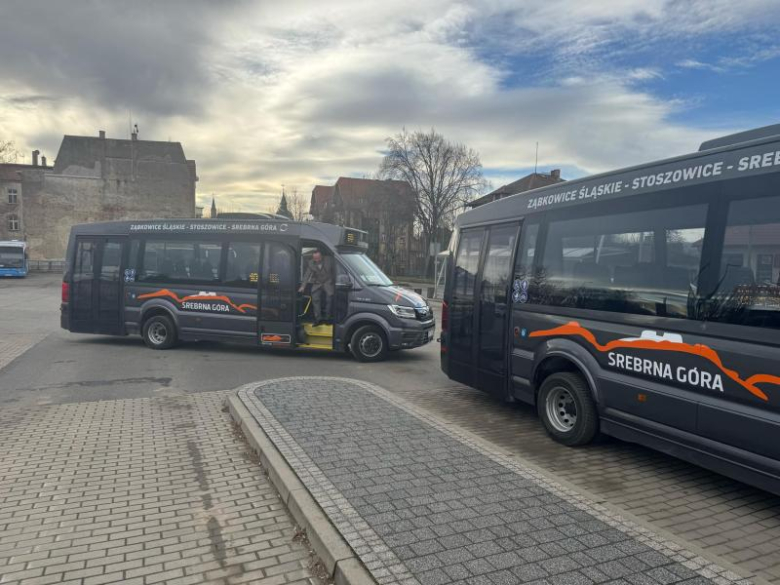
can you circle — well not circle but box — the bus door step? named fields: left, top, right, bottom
left=299, top=323, right=334, bottom=350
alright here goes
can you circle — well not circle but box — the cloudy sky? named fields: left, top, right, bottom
left=1, top=0, right=779, bottom=213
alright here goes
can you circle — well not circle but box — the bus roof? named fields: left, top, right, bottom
left=458, top=123, right=780, bottom=228
left=68, top=219, right=368, bottom=250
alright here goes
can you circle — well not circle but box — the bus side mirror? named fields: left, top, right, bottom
left=335, top=274, right=353, bottom=289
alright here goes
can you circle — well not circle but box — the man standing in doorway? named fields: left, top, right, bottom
left=299, top=249, right=334, bottom=325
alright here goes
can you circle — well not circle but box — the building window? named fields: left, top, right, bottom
left=8, top=214, right=20, bottom=231
left=7, top=188, right=18, bottom=204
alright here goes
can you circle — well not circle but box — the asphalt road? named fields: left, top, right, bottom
left=0, top=272, right=452, bottom=407
left=2, top=272, right=779, bottom=584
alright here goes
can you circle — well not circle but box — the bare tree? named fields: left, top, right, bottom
left=0, top=140, right=20, bottom=163
left=288, top=188, right=309, bottom=222
left=379, top=129, right=486, bottom=273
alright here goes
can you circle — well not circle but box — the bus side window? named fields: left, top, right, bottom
left=225, top=242, right=261, bottom=287
left=709, top=194, right=780, bottom=329
left=534, top=204, right=707, bottom=318
left=75, top=241, right=94, bottom=279
left=138, top=240, right=222, bottom=284
left=453, top=231, right=482, bottom=297
left=514, top=223, right=539, bottom=282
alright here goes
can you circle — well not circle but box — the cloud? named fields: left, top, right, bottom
left=677, top=59, right=724, bottom=72
left=678, top=43, right=780, bottom=74
left=0, top=0, right=242, bottom=116
left=0, top=0, right=777, bottom=213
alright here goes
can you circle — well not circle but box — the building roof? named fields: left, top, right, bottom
left=333, top=177, right=415, bottom=211
left=0, top=166, right=23, bottom=181
left=52, top=134, right=190, bottom=177
left=467, top=171, right=564, bottom=208
left=0, top=162, right=51, bottom=180
left=310, top=185, right=335, bottom=216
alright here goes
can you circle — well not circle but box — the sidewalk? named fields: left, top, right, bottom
left=235, top=377, right=758, bottom=585
left=0, top=391, right=318, bottom=585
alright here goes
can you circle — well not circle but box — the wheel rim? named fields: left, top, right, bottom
left=545, top=386, right=577, bottom=432
left=359, top=332, right=383, bottom=358
left=148, top=322, right=168, bottom=345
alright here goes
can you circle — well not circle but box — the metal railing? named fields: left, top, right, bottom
left=28, top=260, right=65, bottom=272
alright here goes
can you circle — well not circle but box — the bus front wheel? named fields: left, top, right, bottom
left=538, top=372, right=599, bottom=446
left=142, top=315, right=177, bottom=350
left=350, top=325, right=388, bottom=362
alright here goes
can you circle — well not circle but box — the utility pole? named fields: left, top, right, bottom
left=534, top=142, right=539, bottom=174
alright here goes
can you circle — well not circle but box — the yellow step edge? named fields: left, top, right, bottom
left=303, top=324, right=334, bottom=334
left=297, top=343, right=333, bottom=350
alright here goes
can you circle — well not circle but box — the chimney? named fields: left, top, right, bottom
left=551, top=169, right=561, bottom=180
left=99, top=130, right=106, bottom=139
left=32, top=149, right=40, bottom=167
left=41, top=155, right=47, bottom=167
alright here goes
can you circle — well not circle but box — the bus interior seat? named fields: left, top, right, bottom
left=159, top=259, right=174, bottom=277
left=573, top=261, right=611, bottom=285
left=614, top=263, right=656, bottom=287
left=198, top=260, right=215, bottom=279
left=717, top=265, right=755, bottom=294
left=662, top=266, right=691, bottom=291
left=172, top=259, right=188, bottom=278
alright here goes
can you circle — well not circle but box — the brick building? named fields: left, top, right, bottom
left=0, top=131, right=197, bottom=260
left=310, top=177, right=419, bottom=276
left=466, top=169, right=564, bottom=208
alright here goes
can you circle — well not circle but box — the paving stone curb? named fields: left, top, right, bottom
left=231, top=376, right=772, bottom=585
left=227, top=392, right=377, bottom=585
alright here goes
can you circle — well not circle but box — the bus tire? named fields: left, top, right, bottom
left=350, top=325, right=388, bottom=362
left=142, top=314, right=177, bottom=350
left=538, top=372, right=598, bottom=446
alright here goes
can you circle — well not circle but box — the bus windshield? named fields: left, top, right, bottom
left=341, top=252, right=393, bottom=286
left=0, top=246, right=24, bottom=267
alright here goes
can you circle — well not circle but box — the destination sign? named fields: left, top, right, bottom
left=128, top=222, right=291, bottom=233
left=523, top=142, right=780, bottom=212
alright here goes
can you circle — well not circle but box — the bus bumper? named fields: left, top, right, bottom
left=0, top=268, right=27, bottom=277
left=389, top=321, right=435, bottom=350
left=60, top=303, right=70, bottom=330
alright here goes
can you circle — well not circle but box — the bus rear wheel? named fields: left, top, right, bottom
left=142, top=315, right=177, bottom=350
left=538, top=372, right=599, bottom=446
left=350, top=325, right=388, bottom=362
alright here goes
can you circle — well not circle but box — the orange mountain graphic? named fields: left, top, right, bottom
left=530, top=321, right=778, bottom=402
left=137, top=289, right=257, bottom=314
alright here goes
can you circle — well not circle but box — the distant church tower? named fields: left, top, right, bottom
left=210, top=196, right=217, bottom=219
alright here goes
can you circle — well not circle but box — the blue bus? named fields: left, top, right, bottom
left=0, top=240, right=28, bottom=277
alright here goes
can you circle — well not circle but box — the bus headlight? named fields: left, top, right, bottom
left=388, top=304, right=417, bottom=319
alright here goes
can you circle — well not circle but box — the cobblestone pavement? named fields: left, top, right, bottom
left=0, top=391, right=317, bottom=585
left=385, top=385, right=780, bottom=585
left=239, top=377, right=754, bottom=585
left=0, top=334, right=47, bottom=371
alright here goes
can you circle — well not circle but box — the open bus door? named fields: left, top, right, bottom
left=70, top=236, right=125, bottom=335
left=257, top=240, right=298, bottom=348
